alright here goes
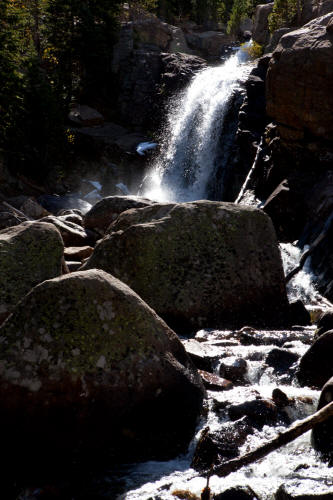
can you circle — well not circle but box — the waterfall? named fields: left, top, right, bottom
left=142, top=43, right=253, bottom=203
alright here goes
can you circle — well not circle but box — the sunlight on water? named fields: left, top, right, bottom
left=142, top=44, right=253, bottom=203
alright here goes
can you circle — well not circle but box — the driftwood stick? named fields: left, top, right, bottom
left=209, top=401, right=333, bottom=478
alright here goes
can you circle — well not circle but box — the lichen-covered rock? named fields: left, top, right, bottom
left=0, top=269, right=204, bottom=473
left=84, top=195, right=154, bottom=235
left=83, top=201, right=289, bottom=333
left=0, top=222, right=63, bottom=323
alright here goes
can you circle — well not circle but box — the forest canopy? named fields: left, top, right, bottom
left=0, top=0, right=122, bottom=177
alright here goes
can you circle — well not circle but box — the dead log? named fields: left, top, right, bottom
left=208, top=400, right=333, bottom=478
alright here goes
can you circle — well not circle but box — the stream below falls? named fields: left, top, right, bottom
left=108, top=245, right=333, bottom=500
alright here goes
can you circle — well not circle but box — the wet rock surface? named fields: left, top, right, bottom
left=192, top=419, right=254, bottom=472
left=183, top=339, right=220, bottom=372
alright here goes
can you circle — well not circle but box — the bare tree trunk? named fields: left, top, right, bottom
left=207, top=401, right=333, bottom=479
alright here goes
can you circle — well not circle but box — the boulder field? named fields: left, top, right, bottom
left=83, top=200, right=289, bottom=333
left=0, top=269, right=205, bottom=474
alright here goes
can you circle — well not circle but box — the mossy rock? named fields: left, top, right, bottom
left=83, top=201, right=289, bottom=333
left=0, top=269, right=204, bottom=475
left=0, top=221, right=63, bottom=324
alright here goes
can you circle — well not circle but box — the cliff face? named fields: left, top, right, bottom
left=266, top=13, right=333, bottom=145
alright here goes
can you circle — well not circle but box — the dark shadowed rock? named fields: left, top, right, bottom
left=39, top=215, right=97, bottom=247
left=0, top=222, right=63, bottom=324
left=84, top=195, right=154, bottom=235
left=297, top=330, right=333, bottom=388
left=275, top=480, right=333, bottom=499
left=272, top=388, right=291, bottom=408
left=219, top=358, right=248, bottom=384
left=265, top=348, right=299, bottom=373
left=192, top=419, right=254, bottom=472
left=183, top=339, right=220, bottom=372
left=64, top=246, right=94, bottom=261
left=300, top=0, right=333, bottom=25
left=266, top=13, right=333, bottom=143
left=315, top=309, right=333, bottom=338
left=228, top=398, right=278, bottom=425
left=0, top=202, right=29, bottom=230
left=214, top=485, right=261, bottom=500
left=311, top=376, right=333, bottom=455
left=0, top=269, right=205, bottom=476
left=263, top=179, right=304, bottom=242
left=289, top=300, right=311, bottom=326
left=68, top=105, right=104, bottom=127
left=82, top=201, right=289, bottom=333
left=66, top=261, right=82, bottom=272
left=265, top=28, right=293, bottom=53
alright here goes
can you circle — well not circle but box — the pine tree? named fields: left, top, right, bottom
left=227, top=0, right=247, bottom=34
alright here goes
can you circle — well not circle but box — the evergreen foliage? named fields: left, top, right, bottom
left=0, top=0, right=121, bottom=179
left=269, top=0, right=300, bottom=31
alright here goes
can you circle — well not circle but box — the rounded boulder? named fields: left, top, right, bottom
left=0, top=221, right=63, bottom=324
left=83, top=201, right=289, bottom=333
left=0, top=269, right=205, bottom=474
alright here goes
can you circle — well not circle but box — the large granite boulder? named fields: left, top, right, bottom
left=84, top=195, right=155, bottom=235
left=266, top=13, right=333, bottom=143
left=0, top=269, right=205, bottom=474
left=252, top=4, right=274, bottom=46
left=0, top=222, right=63, bottom=324
left=83, top=201, right=289, bottom=333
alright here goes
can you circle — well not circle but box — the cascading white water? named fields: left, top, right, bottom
left=142, top=44, right=253, bottom=203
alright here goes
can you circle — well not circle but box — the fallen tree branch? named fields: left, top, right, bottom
left=208, top=400, right=333, bottom=478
